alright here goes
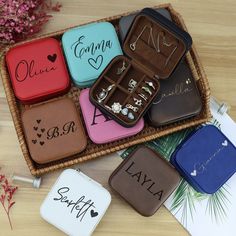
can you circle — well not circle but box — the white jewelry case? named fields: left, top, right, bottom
left=40, top=169, right=111, bottom=236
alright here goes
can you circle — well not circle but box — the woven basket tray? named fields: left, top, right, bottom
left=0, top=3, right=211, bottom=176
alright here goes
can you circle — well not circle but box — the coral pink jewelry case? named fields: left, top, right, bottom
left=79, top=89, right=144, bottom=144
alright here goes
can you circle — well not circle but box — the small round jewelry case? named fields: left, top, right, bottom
left=40, top=169, right=111, bottom=236
left=21, top=98, right=87, bottom=164
left=62, top=22, right=123, bottom=88
left=6, top=38, right=70, bottom=104
left=109, top=145, right=180, bottom=216
left=170, top=125, right=236, bottom=194
left=79, top=89, right=144, bottom=144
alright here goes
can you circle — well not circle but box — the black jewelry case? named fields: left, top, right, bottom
left=89, top=8, right=193, bottom=127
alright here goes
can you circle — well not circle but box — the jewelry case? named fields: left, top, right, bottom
left=22, top=98, right=87, bottom=164
left=147, top=61, right=202, bottom=126
left=40, top=169, right=111, bottom=236
left=79, top=89, right=144, bottom=144
left=119, top=9, right=202, bottom=126
left=170, top=125, right=236, bottom=194
left=6, top=38, right=70, bottom=104
left=89, top=8, right=193, bottom=127
left=62, top=22, right=123, bottom=88
left=109, top=146, right=180, bottom=216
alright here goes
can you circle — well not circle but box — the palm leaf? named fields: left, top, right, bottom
left=170, top=180, right=195, bottom=226
left=206, top=185, right=231, bottom=223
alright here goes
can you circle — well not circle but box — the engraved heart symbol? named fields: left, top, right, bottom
left=32, top=140, right=37, bottom=144
left=90, top=210, right=98, bottom=218
left=47, top=54, right=57, bottom=63
left=41, top=128, right=45, bottom=133
left=88, top=55, right=103, bottom=70
left=40, top=141, right=45, bottom=146
left=222, top=140, right=228, bottom=147
left=37, top=133, right=42, bottom=138
left=36, top=119, right=41, bottom=124
left=33, top=126, right=38, bottom=131
left=191, top=170, right=197, bottom=177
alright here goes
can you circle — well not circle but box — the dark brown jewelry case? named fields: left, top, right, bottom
left=109, top=146, right=181, bottom=216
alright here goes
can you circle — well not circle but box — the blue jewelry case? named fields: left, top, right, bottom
left=62, top=22, right=123, bottom=87
left=170, top=125, right=236, bottom=194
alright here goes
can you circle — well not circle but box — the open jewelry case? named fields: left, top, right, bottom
left=0, top=4, right=211, bottom=176
left=90, top=8, right=193, bottom=127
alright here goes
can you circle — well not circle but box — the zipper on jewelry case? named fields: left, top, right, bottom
left=76, top=168, right=102, bottom=187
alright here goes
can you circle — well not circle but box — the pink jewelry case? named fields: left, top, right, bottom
left=79, top=89, right=144, bottom=144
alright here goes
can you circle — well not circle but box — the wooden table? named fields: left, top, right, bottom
left=1, top=0, right=236, bottom=235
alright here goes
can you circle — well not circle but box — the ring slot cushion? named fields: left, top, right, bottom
left=90, top=8, right=193, bottom=127
left=170, top=125, right=236, bottom=194
left=109, top=146, right=180, bottom=216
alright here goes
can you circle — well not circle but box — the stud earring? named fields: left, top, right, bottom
left=96, top=84, right=115, bottom=103
left=186, top=78, right=191, bottom=84
left=133, top=98, right=143, bottom=106
left=142, top=86, right=152, bottom=96
left=121, top=108, right=135, bottom=120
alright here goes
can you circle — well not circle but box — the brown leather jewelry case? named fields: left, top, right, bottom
left=109, top=145, right=180, bottom=216
left=147, top=60, right=202, bottom=126
left=90, top=8, right=192, bottom=127
left=21, top=98, right=87, bottom=164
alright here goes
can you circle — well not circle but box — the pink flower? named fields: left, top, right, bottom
left=0, top=0, right=62, bottom=45
left=0, top=173, right=18, bottom=230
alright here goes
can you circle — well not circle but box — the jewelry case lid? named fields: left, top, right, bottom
left=6, top=38, right=70, bottom=104
left=40, top=169, right=111, bottom=236
left=109, top=145, right=180, bottom=216
left=79, top=89, right=144, bottom=144
left=62, top=22, right=123, bottom=87
left=119, top=8, right=172, bottom=42
left=170, top=125, right=236, bottom=194
left=123, top=8, right=192, bottom=79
